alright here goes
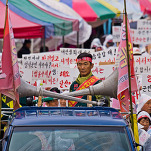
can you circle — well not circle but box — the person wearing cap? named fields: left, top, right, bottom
left=103, top=35, right=114, bottom=48
left=133, top=47, right=142, bottom=56
left=69, top=53, right=104, bottom=107
left=90, top=38, right=104, bottom=51
left=38, top=97, right=54, bottom=107
left=137, top=94, right=151, bottom=115
left=137, top=111, right=151, bottom=131
left=137, top=111, right=151, bottom=151
left=39, top=87, right=61, bottom=107
left=48, top=87, right=61, bottom=107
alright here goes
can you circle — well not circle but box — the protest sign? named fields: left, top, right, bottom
left=60, top=48, right=94, bottom=67
left=23, top=52, right=60, bottom=68
left=112, top=21, right=151, bottom=44
left=142, top=74, right=151, bottom=96
left=134, top=56, right=151, bottom=74
left=22, top=52, right=60, bottom=88
left=92, top=47, right=117, bottom=66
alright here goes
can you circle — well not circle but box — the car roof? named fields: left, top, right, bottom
left=10, top=107, right=128, bottom=127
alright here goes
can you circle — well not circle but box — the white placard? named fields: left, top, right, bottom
left=134, top=56, right=151, bottom=74
left=142, top=74, right=151, bottom=96
left=23, top=60, right=51, bottom=70
left=60, top=48, right=95, bottom=67
left=38, top=68, right=59, bottom=88
left=112, top=23, right=151, bottom=44
left=133, top=28, right=151, bottom=44
left=92, top=47, right=117, bottom=66
left=137, top=19, right=151, bottom=29
left=22, top=52, right=60, bottom=88
left=23, top=52, right=60, bottom=68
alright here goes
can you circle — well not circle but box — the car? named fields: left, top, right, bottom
left=1, top=106, right=137, bottom=151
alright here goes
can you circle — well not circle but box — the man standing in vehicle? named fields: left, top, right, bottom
left=69, top=52, right=105, bottom=107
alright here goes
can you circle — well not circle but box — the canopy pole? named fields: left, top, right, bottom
left=124, top=0, right=134, bottom=132
left=43, top=27, right=46, bottom=52
left=77, top=31, right=79, bottom=48
left=62, top=36, right=65, bottom=47
left=31, top=39, right=34, bottom=53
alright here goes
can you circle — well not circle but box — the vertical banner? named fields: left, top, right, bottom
left=0, top=5, right=20, bottom=109
left=117, top=16, right=137, bottom=112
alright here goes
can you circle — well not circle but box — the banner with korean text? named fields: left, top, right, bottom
left=117, top=16, right=137, bottom=112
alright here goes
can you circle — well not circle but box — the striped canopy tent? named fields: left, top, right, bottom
left=0, top=1, right=44, bottom=38
left=1, top=0, right=80, bottom=38
left=29, top=0, right=92, bottom=45
left=55, top=0, right=120, bottom=27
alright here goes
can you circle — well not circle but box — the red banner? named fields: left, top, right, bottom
left=0, top=6, right=21, bottom=109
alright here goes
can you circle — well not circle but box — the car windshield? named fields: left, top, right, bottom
left=9, top=126, right=131, bottom=151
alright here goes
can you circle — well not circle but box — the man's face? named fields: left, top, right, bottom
left=26, top=43, right=31, bottom=49
left=141, top=99, right=151, bottom=114
left=77, top=60, right=93, bottom=77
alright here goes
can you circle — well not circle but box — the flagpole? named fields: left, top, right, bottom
left=124, top=0, right=134, bottom=132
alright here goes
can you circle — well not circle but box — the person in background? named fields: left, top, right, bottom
left=48, top=87, right=61, bottom=107
left=60, top=90, right=69, bottom=107
left=90, top=38, right=104, bottom=51
left=69, top=53, right=107, bottom=107
left=40, top=46, right=49, bottom=53
left=141, top=45, right=151, bottom=56
left=103, top=35, right=114, bottom=48
left=137, top=94, right=151, bottom=116
left=137, top=111, right=151, bottom=151
left=137, top=111, right=151, bottom=131
left=17, top=39, right=31, bottom=58
left=133, top=47, right=142, bottom=56
left=43, top=97, right=54, bottom=107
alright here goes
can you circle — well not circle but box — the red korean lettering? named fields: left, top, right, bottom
left=136, top=57, right=141, bottom=65
left=59, top=80, right=64, bottom=88
left=54, top=56, right=59, bottom=61
left=61, top=58, right=65, bottom=64
left=65, top=58, right=70, bottom=65
left=147, top=75, right=151, bottom=82
left=99, top=68, right=104, bottom=74
left=42, top=55, right=46, bottom=60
